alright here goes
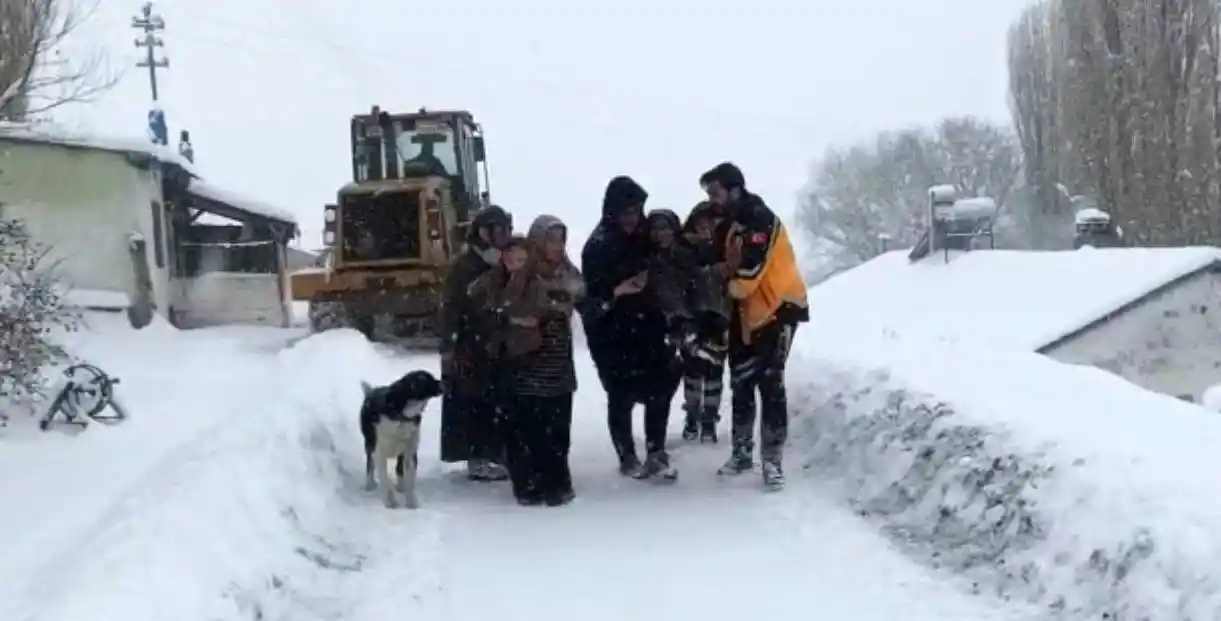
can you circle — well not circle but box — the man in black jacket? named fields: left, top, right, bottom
left=437, top=205, right=513, bottom=482
left=579, top=176, right=680, bottom=480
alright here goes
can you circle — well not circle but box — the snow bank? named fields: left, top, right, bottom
left=1202, top=384, right=1221, bottom=413
left=789, top=336, right=1221, bottom=619
left=6, top=329, right=444, bottom=621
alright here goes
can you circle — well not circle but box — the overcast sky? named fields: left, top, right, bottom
left=62, top=0, right=1032, bottom=250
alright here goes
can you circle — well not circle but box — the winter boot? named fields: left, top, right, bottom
left=618, top=453, right=643, bottom=477
left=545, top=488, right=576, bottom=507
left=467, top=458, right=509, bottom=482
left=716, top=446, right=754, bottom=476
left=485, top=460, right=509, bottom=480
left=761, top=461, right=785, bottom=490
left=634, top=450, right=678, bottom=481
left=517, top=495, right=544, bottom=507
left=682, top=420, right=699, bottom=442
left=699, top=407, right=719, bottom=444
left=682, top=408, right=699, bottom=442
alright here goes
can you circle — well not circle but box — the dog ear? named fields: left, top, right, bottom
left=360, top=380, right=373, bottom=396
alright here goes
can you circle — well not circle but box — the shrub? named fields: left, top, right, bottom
left=0, top=208, right=79, bottom=407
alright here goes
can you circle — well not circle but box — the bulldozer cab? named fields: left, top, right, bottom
left=324, top=107, right=491, bottom=271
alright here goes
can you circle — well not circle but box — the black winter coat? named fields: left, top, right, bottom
left=438, top=247, right=498, bottom=397
left=579, top=176, right=679, bottom=400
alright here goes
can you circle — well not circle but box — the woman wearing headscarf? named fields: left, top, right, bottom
left=470, top=217, right=583, bottom=506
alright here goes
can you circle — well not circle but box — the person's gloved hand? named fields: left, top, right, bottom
left=441, top=351, right=455, bottom=377
left=441, top=352, right=473, bottom=379
left=666, top=314, right=690, bottom=343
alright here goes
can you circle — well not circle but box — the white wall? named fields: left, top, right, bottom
left=0, top=141, right=162, bottom=308
left=1044, top=269, right=1221, bottom=401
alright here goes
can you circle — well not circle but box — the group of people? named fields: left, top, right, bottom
left=436, top=161, right=809, bottom=507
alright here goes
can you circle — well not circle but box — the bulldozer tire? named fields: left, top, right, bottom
left=350, top=313, right=375, bottom=340
left=308, top=301, right=381, bottom=342
left=308, top=301, right=347, bottom=333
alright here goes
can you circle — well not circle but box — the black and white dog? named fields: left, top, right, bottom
left=360, top=370, right=443, bottom=509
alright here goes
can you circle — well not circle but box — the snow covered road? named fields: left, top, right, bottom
left=432, top=433, right=1021, bottom=621
left=0, top=325, right=1023, bottom=621
left=370, top=335, right=1023, bottom=620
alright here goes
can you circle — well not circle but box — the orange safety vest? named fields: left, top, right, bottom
left=726, top=221, right=808, bottom=344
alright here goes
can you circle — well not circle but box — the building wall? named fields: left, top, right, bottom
left=0, top=140, right=170, bottom=314
left=171, top=271, right=289, bottom=328
left=1043, top=270, right=1221, bottom=401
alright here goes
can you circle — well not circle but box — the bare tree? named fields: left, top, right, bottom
left=796, top=117, right=1023, bottom=281
left=1008, top=2, right=1075, bottom=249
left=1006, top=0, right=1221, bottom=246
left=0, top=0, right=117, bottom=122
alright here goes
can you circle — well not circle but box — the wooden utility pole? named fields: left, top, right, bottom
left=131, top=2, right=168, bottom=102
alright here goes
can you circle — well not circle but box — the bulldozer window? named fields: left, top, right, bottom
left=457, top=124, right=479, bottom=198
left=395, top=126, right=458, bottom=176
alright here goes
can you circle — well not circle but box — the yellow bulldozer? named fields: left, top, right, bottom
left=290, top=106, right=491, bottom=346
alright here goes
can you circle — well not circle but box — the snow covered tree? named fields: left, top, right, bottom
left=0, top=0, right=116, bottom=121
left=796, top=117, right=1023, bottom=282
left=0, top=206, right=78, bottom=407
left=1007, top=0, right=1221, bottom=245
left=1007, top=3, right=1075, bottom=249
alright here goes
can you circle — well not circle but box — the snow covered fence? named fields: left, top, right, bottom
left=788, top=342, right=1221, bottom=620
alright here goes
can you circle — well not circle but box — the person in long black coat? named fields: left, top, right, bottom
left=578, top=176, right=680, bottom=479
left=437, top=205, right=513, bottom=481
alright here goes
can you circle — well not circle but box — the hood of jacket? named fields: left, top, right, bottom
left=527, top=214, right=582, bottom=279
left=527, top=214, right=566, bottom=245
left=683, top=201, right=715, bottom=234
left=601, top=176, right=648, bottom=223
left=646, top=208, right=681, bottom=232
left=467, top=204, right=512, bottom=245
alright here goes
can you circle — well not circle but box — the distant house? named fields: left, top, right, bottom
left=810, top=246, right=1221, bottom=402
left=0, top=123, right=299, bottom=329
left=285, top=246, right=318, bottom=271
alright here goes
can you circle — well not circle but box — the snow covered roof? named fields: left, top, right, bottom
left=0, top=122, right=193, bottom=172
left=808, top=246, right=1221, bottom=351
left=0, top=122, right=297, bottom=228
left=186, top=179, right=297, bottom=227
left=1076, top=207, right=1111, bottom=223
left=928, top=184, right=958, bottom=201
left=946, top=197, right=996, bottom=219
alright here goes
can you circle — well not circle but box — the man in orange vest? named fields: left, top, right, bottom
left=699, top=162, right=809, bottom=489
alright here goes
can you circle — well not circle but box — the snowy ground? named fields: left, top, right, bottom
left=789, top=313, right=1221, bottom=619
left=0, top=318, right=1022, bottom=621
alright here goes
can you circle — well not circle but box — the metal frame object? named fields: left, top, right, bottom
left=37, top=363, right=129, bottom=431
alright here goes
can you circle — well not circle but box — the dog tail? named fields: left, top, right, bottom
left=360, top=380, right=374, bottom=396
